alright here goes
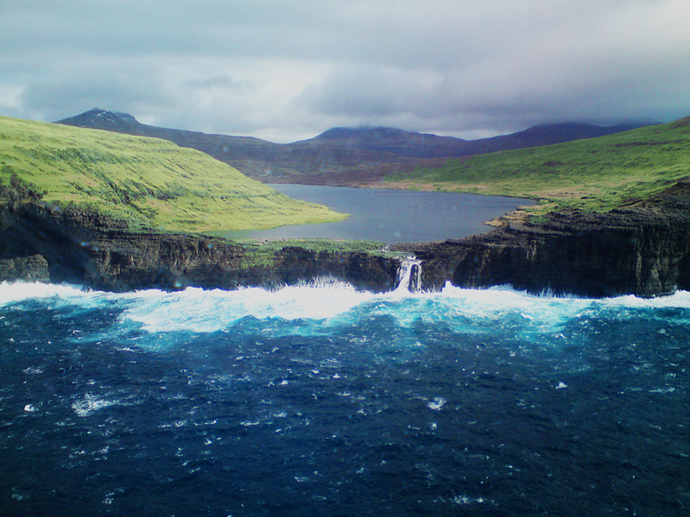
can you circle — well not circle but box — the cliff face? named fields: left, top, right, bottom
left=397, top=181, right=690, bottom=297
left=0, top=255, right=49, bottom=283
left=2, top=181, right=690, bottom=297
left=79, top=233, right=399, bottom=293
left=0, top=201, right=399, bottom=292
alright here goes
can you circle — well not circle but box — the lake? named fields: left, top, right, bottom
left=225, top=185, right=534, bottom=243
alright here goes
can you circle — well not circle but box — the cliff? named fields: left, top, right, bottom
left=2, top=181, right=690, bottom=298
left=0, top=200, right=399, bottom=293
left=394, top=180, right=690, bottom=297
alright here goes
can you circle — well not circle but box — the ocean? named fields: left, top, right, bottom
left=0, top=279, right=688, bottom=516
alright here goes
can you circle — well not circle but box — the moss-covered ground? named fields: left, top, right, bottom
left=231, top=238, right=405, bottom=268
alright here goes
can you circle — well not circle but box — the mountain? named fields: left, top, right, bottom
left=57, top=109, right=408, bottom=179
left=57, top=108, right=281, bottom=167
left=295, top=122, right=647, bottom=159
left=459, top=122, right=649, bottom=155
left=57, top=109, right=652, bottom=184
left=0, top=115, right=344, bottom=233
left=294, top=126, right=471, bottom=158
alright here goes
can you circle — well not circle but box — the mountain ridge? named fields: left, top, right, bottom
left=57, top=109, right=652, bottom=181
left=298, top=121, right=647, bottom=158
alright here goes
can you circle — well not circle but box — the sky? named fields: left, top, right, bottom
left=1, top=0, right=689, bottom=143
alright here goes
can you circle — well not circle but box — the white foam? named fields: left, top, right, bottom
left=362, top=284, right=597, bottom=337
left=452, top=495, right=492, bottom=505
left=72, top=393, right=121, bottom=417
left=121, top=281, right=375, bottom=333
left=428, top=397, right=446, bottom=411
left=4, top=281, right=690, bottom=337
left=0, top=281, right=89, bottom=306
left=0, top=282, right=130, bottom=312
left=599, top=290, right=690, bottom=310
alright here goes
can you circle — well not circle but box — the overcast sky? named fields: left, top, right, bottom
left=1, top=0, right=689, bottom=142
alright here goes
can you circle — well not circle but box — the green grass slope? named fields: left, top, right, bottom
left=0, top=116, right=346, bottom=233
left=387, top=117, right=690, bottom=214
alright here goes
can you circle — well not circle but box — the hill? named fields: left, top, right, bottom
left=57, top=109, right=648, bottom=182
left=294, top=126, right=470, bottom=158
left=57, top=109, right=403, bottom=180
left=386, top=116, right=690, bottom=214
left=296, top=122, right=644, bottom=158
left=0, top=116, right=346, bottom=233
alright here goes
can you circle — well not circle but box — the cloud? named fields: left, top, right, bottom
left=1, top=0, right=689, bottom=141
left=295, top=0, right=690, bottom=135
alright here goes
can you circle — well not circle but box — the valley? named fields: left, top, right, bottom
left=57, top=108, right=648, bottom=189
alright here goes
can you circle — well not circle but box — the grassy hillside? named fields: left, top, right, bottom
left=0, top=116, right=346, bottom=233
left=387, top=117, right=690, bottom=214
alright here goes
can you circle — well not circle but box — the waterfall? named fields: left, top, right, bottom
left=396, top=256, right=423, bottom=292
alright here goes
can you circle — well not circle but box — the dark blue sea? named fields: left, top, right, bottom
left=1, top=280, right=689, bottom=516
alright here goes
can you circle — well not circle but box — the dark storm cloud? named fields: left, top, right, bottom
left=1, top=0, right=689, bottom=142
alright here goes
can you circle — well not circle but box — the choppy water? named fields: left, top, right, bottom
left=1, top=281, right=689, bottom=516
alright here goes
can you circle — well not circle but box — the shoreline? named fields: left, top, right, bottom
left=2, top=180, right=690, bottom=298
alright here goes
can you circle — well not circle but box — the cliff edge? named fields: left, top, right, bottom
left=0, top=199, right=398, bottom=293
left=395, top=179, right=690, bottom=297
left=2, top=180, right=690, bottom=298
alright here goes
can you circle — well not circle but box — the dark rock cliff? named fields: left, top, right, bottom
left=2, top=181, right=690, bottom=297
left=0, top=200, right=399, bottom=292
left=395, top=180, right=690, bottom=297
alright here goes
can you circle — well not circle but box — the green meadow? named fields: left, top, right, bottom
left=387, top=117, right=690, bottom=215
left=0, top=116, right=347, bottom=233
left=227, top=238, right=405, bottom=270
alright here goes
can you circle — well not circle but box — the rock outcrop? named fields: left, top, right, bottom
left=0, top=254, right=49, bottom=283
left=2, top=180, right=690, bottom=298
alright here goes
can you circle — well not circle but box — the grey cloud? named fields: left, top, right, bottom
left=15, top=57, right=180, bottom=123
left=295, top=0, right=690, bottom=135
left=1, top=0, right=689, bottom=141
left=296, top=66, right=442, bottom=118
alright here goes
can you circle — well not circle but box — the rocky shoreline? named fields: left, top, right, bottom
left=2, top=181, right=690, bottom=298
left=399, top=181, right=690, bottom=297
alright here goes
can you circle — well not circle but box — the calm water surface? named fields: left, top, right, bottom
left=226, top=185, right=534, bottom=243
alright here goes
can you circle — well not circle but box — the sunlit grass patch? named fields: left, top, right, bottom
left=387, top=119, right=690, bottom=214
left=0, top=116, right=346, bottom=233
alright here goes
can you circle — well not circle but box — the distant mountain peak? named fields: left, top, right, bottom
left=93, top=108, right=136, bottom=123
left=315, top=126, right=416, bottom=140
left=56, top=108, right=138, bottom=127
